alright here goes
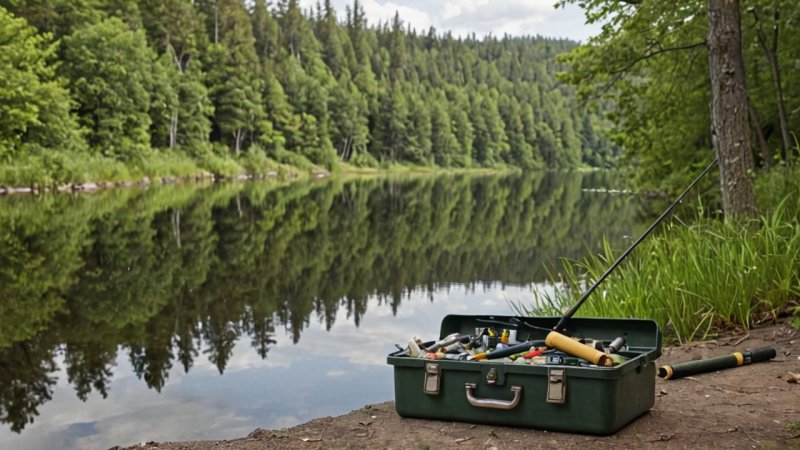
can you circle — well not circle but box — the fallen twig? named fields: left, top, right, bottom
left=733, top=334, right=750, bottom=346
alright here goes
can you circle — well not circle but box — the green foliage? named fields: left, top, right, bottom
left=61, top=17, right=155, bottom=160
left=137, top=151, right=201, bottom=179
left=238, top=144, right=281, bottom=175
left=529, top=166, right=800, bottom=344
left=559, top=0, right=800, bottom=191
left=755, top=163, right=800, bottom=217
left=149, top=51, right=181, bottom=149
left=204, top=0, right=270, bottom=154
left=0, top=6, right=85, bottom=160
left=197, top=150, right=243, bottom=177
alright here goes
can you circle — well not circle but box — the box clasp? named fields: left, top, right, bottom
left=486, top=368, right=498, bottom=384
left=546, top=368, right=566, bottom=404
left=424, top=363, right=441, bottom=395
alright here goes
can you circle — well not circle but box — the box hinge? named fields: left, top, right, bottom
left=546, top=368, right=566, bottom=404
left=424, top=363, right=441, bottom=395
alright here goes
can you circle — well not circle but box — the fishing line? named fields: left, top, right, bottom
left=553, top=158, right=718, bottom=332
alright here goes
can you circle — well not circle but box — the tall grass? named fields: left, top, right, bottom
left=523, top=167, right=800, bottom=344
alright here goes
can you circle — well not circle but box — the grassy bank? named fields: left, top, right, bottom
left=524, top=166, right=800, bottom=344
left=0, top=148, right=527, bottom=191
left=0, top=148, right=317, bottom=188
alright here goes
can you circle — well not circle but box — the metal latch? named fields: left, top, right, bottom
left=486, top=368, right=498, bottom=384
left=424, top=363, right=441, bottom=395
left=546, top=368, right=566, bottom=404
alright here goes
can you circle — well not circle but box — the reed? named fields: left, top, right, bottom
left=523, top=167, right=800, bottom=344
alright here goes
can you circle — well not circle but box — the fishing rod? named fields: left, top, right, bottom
left=552, top=158, right=718, bottom=332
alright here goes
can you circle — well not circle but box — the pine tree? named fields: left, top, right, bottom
left=149, top=51, right=181, bottom=149
left=177, top=60, right=214, bottom=154
left=429, top=97, right=459, bottom=166
left=205, top=0, right=270, bottom=153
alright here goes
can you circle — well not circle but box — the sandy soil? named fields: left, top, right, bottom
left=118, top=318, right=800, bottom=450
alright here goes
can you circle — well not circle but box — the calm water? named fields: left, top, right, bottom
left=0, top=172, right=645, bottom=449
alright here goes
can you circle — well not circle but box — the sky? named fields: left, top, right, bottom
left=298, top=0, right=601, bottom=43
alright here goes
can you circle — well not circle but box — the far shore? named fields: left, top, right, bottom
left=0, top=164, right=539, bottom=196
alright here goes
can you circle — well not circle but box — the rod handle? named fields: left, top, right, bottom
left=545, top=331, right=612, bottom=366
left=658, top=347, right=776, bottom=380
left=748, top=347, right=776, bottom=363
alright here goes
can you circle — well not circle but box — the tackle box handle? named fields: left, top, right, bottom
left=464, top=383, right=522, bottom=410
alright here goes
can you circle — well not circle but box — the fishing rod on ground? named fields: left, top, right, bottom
left=552, top=158, right=719, bottom=333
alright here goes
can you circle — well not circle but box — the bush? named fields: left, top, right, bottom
left=197, top=152, right=242, bottom=177
left=350, top=151, right=379, bottom=168
left=239, top=145, right=280, bottom=175
left=269, top=147, right=316, bottom=171
left=135, top=150, right=200, bottom=179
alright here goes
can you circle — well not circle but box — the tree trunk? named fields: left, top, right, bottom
left=214, top=2, right=219, bottom=44
left=707, top=0, right=758, bottom=217
left=748, top=104, right=771, bottom=169
left=768, top=50, right=792, bottom=163
left=751, top=7, right=792, bottom=163
left=169, top=112, right=178, bottom=150
left=234, top=128, right=243, bottom=153
left=172, top=209, right=181, bottom=249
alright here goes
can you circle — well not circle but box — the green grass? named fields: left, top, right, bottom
left=520, top=166, right=800, bottom=344
left=0, top=147, right=313, bottom=188
left=0, top=151, right=133, bottom=186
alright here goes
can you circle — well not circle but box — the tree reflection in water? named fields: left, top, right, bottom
left=0, top=172, right=643, bottom=432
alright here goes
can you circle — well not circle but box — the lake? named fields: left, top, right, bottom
left=0, top=172, right=646, bottom=449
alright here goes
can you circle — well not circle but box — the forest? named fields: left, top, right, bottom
left=0, top=0, right=619, bottom=186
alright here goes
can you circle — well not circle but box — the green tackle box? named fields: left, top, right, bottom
left=387, top=315, right=661, bottom=435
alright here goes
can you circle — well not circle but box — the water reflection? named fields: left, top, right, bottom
left=0, top=284, right=537, bottom=449
left=0, top=172, right=643, bottom=443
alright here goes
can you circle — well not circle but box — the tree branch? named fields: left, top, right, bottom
left=610, top=40, right=707, bottom=76
left=588, top=40, right=706, bottom=102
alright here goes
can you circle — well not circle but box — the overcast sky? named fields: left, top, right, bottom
left=298, top=0, right=600, bottom=42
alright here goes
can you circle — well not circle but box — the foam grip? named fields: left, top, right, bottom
left=545, top=331, right=612, bottom=366
left=658, top=348, right=776, bottom=380
left=657, top=354, right=737, bottom=380
left=484, top=340, right=545, bottom=360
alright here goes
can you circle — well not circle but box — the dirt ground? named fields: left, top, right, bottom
left=120, top=318, right=800, bottom=450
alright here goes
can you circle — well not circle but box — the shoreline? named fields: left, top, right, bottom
left=0, top=165, right=526, bottom=196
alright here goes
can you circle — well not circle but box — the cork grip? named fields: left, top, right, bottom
left=545, top=331, right=613, bottom=366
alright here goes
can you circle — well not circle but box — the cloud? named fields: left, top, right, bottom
left=299, top=0, right=598, bottom=41
left=358, top=0, right=435, bottom=31
left=439, top=0, right=556, bottom=37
